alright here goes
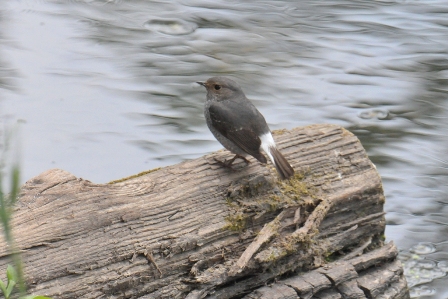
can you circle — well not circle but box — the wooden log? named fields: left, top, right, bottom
left=243, top=242, right=408, bottom=299
left=0, top=124, right=409, bottom=298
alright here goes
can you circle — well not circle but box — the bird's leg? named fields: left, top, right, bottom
left=236, top=155, right=251, bottom=164
left=213, top=154, right=251, bottom=169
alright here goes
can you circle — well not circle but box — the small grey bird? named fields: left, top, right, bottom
left=197, top=76, right=294, bottom=180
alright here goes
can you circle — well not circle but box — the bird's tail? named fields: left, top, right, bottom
left=269, top=147, right=295, bottom=180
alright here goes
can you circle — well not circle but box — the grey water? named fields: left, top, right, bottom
left=1, top=0, right=447, bottom=297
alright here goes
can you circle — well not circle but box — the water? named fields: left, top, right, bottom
left=1, top=0, right=448, bottom=297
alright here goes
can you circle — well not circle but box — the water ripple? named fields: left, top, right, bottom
left=143, top=19, right=197, bottom=35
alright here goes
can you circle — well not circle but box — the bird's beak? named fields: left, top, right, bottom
left=196, top=81, right=206, bottom=87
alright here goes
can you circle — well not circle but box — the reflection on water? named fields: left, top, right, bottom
left=1, top=0, right=448, bottom=296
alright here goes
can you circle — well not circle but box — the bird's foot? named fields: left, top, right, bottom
left=213, top=154, right=250, bottom=169
left=213, top=158, right=235, bottom=170
left=237, top=155, right=251, bottom=164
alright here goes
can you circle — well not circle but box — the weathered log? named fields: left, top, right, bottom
left=0, top=124, right=409, bottom=298
left=244, top=242, right=406, bottom=299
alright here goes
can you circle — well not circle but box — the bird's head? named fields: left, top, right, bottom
left=197, top=77, right=245, bottom=102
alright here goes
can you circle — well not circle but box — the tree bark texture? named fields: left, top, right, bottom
left=0, top=124, right=409, bottom=298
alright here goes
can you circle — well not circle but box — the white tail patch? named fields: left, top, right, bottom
left=260, top=132, right=277, bottom=165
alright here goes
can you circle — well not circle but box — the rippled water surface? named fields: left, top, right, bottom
left=1, top=0, right=448, bottom=297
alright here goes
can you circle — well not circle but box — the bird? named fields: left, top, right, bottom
left=197, top=76, right=294, bottom=180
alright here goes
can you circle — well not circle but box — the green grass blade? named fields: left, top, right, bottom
left=5, top=279, right=16, bottom=297
left=0, top=278, right=7, bottom=296
left=9, top=166, right=20, bottom=205
left=6, top=265, right=17, bottom=282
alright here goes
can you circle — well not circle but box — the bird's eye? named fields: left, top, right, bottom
left=214, top=85, right=221, bottom=90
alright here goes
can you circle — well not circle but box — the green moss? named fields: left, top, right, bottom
left=108, top=167, right=162, bottom=184
left=222, top=171, right=317, bottom=234
left=277, top=172, right=316, bottom=203
left=266, top=251, right=278, bottom=262
left=221, top=172, right=320, bottom=268
left=220, top=170, right=338, bottom=271
left=225, top=197, right=239, bottom=208
left=264, top=248, right=288, bottom=262
left=272, top=129, right=288, bottom=136
left=324, top=253, right=336, bottom=263
left=281, top=232, right=314, bottom=254
left=224, top=213, right=248, bottom=231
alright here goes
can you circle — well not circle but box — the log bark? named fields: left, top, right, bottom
left=0, top=124, right=409, bottom=298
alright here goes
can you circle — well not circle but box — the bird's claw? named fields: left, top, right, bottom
left=213, top=155, right=251, bottom=170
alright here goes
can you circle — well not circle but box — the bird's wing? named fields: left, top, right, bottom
left=208, top=101, right=267, bottom=163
